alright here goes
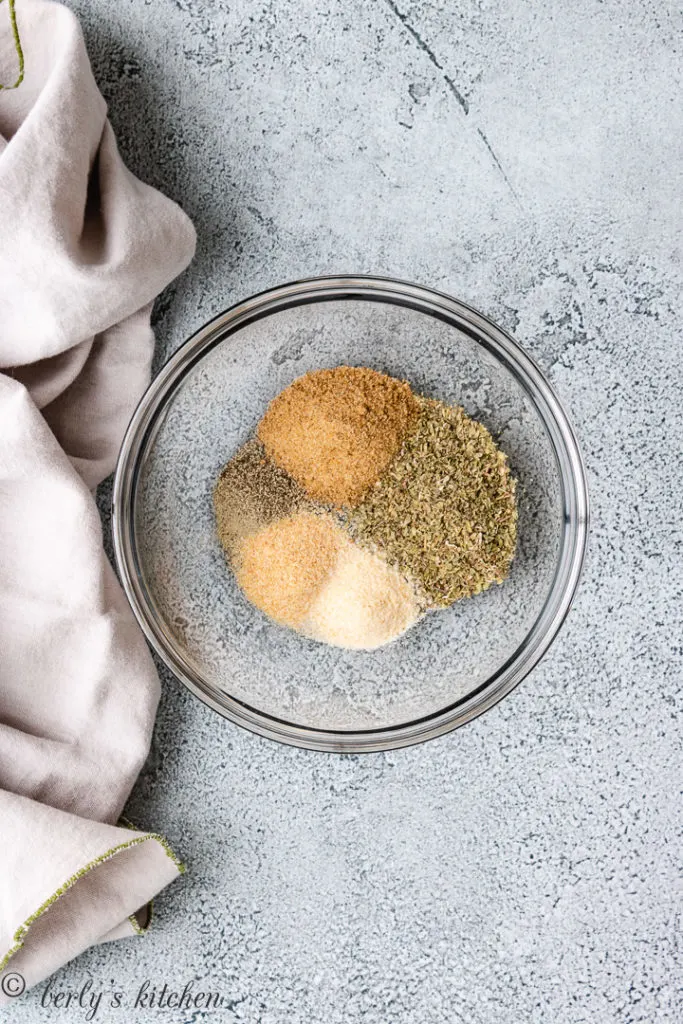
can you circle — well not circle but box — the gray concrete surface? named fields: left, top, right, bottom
left=13, top=0, right=683, bottom=1021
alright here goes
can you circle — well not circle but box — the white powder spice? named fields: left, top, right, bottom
left=305, top=541, right=421, bottom=650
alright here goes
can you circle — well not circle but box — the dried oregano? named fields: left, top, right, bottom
left=348, top=397, right=517, bottom=609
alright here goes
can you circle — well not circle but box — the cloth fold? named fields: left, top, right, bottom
left=0, top=0, right=196, bottom=997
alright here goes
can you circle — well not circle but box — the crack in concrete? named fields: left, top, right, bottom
left=476, top=127, right=521, bottom=203
left=382, top=0, right=522, bottom=207
left=383, top=0, right=470, bottom=114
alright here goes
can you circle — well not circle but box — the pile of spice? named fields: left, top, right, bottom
left=350, top=397, right=518, bottom=608
left=213, top=366, right=517, bottom=650
left=237, top=512, right=342, bottom=630
left=257, top=365, right=419, bottom=505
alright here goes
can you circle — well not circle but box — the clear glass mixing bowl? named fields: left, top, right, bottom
left=112, top=276, right=589, bottom=752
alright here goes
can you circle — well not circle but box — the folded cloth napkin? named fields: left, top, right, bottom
left=0, top=0, right=196, bottom=998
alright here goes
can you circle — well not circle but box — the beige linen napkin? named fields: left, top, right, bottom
left=0, top=0, right=196, bottom=999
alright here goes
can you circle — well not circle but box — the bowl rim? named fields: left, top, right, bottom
left=112, top=274, right=590, bottom=752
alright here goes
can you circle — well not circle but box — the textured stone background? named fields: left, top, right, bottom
left=13, top=0, right=683, bottom=1021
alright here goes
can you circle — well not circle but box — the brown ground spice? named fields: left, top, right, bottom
left=349, top=397, right=518, bottom=608
left=235, top=512, right=342, bottom=628
left=257, top=366, right=419, bottom=506
left=213, top=439, right=311, bottom=558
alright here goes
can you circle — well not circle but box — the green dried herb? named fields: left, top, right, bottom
left=349, top=397, right=517, bottom=608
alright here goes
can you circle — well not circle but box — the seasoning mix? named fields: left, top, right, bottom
left=213, top=366, right=517, bottom=650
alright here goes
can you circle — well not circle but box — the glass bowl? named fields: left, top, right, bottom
left=112, top=276, right=588, bottom=752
